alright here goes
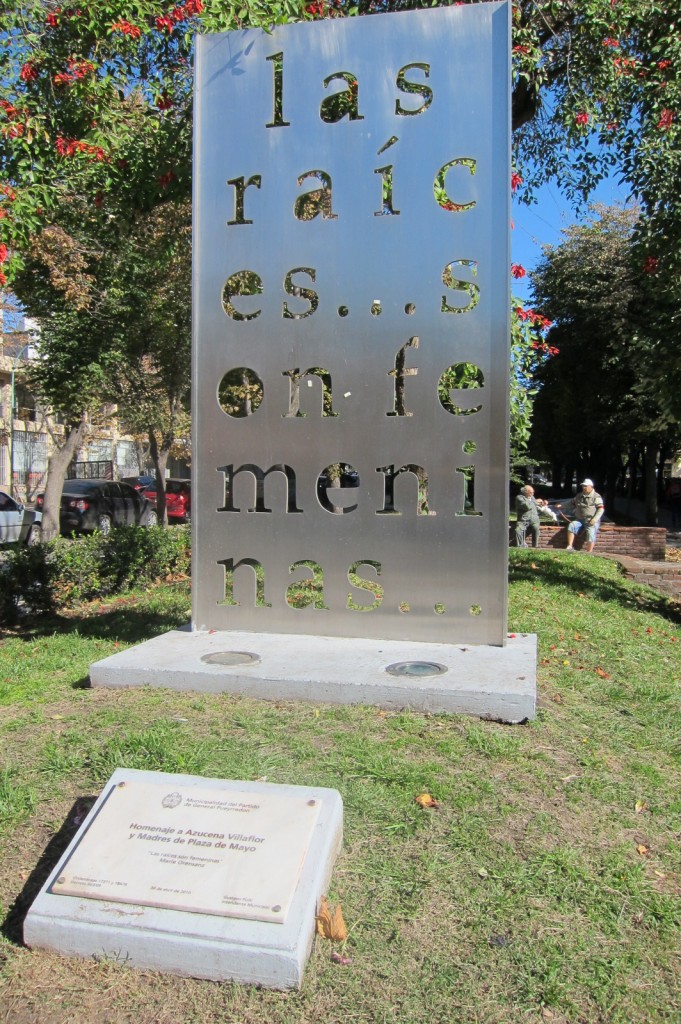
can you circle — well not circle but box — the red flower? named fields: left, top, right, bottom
left=511, top=263, right=526, bottom=279
left=158, top=170, right=176, bottom=189
left=306, top=2, right=325, bottom=14
left=513, top=45, right=530, bottom=55
left=156, top=15, right=174, bottom=31
left=0, top=243, right=8, bottom=263
left=602, top=37, right=619, bottom=47
left=20, top=62, right=39, bottom=82
left=46, top=11, right=59, bottom=28
left=643, top=256, right=659, bottom=274
left=657, top=108, right=674, bottom=130
left=548, top=346, right=560, bottom=356
left=515, top=306, right=531, bottom=322
left=184, top=0, right=203, bottom=12
left=0, top=99, right=19, bottom=119
left=55, top=135, right=107, bottom=161
left=511, top=171, right=523, bottom=192
left=112, top=20, right=141, bottom=38
left=0, top=270, right=7, bottom=286
left=658, top=59, right=672, bottom=70
left=575, top=111, right=589, bottom=126
left=157, top=92, right=174, bottom=110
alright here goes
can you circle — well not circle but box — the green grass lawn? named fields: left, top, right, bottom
left=0, top=551, right=679, bottom=1024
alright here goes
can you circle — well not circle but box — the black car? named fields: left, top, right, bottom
left=37, top=479, right=158, bottom=535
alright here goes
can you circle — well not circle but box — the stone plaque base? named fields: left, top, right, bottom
left=89, top=630, right=536, bottom=723
left=24, top=770, right=343, bottom=989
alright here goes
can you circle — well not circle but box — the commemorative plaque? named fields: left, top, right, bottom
left=49, top=779, right=321, bottom=924
left=25, top=770, right=344, bottom=988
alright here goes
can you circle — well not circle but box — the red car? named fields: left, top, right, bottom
left=142, top=478, right=191, bottom=523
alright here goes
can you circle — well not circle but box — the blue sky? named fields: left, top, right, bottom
left=511, top=174, right=630, bottom=305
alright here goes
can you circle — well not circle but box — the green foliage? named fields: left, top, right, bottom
left=0, top=526, right=190, bottom=624
left=1, top=1, right=680, bottom=276
left=0, top=542, right=59, bottom=623
left=529, top=203, right=680, bottom=490
left=2, top=1, right=679, bottom=484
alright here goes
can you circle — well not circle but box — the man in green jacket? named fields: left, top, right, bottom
left=515, top=484, right=549, bottom=548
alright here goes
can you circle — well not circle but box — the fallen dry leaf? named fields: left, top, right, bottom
left=531, top=563, right=539, bottom=570
left=316, top=896, right=348, bottom=941
left=415, top=792, right=440, bottom=809
left=595, top=667, right=610, bottom=679
left=636, top=844, right=649, bottom=856
left=550, top=693, right=564, bottom=704
left=635, top=800, right=648, bottom=814
left=330, top=951, right=352, bottom=966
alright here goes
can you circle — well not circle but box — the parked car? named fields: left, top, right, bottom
left=121, top=474, right=155, bottom=492
left=35, top=479, right=157, bottom=535
left=142, top=478, right=191, bottom=523
left=0, top=490, right=42, bottom=545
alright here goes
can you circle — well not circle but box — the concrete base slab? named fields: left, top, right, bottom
left=24, top=769, right=343, bottom=989
left=90, top=630, right=536, bottom=722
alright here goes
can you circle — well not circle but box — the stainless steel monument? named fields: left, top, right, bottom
left=91, top=2, right=536, bottom=721
left=194, top=3, right=510, bottom=645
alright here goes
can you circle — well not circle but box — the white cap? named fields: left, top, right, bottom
left=580, top=478, right=594, bottom=487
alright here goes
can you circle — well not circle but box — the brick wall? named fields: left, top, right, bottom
left=511, top=524, right=667, bottom=561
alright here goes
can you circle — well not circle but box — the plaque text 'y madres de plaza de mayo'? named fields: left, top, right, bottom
left=192, top=4, right=511, bottom=645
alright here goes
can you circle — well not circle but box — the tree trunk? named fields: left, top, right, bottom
left=41, top=416, right=89, bottom=540
left=643, top=444, right=658, bottom=526
left=148, top=428, right=169, bottom=526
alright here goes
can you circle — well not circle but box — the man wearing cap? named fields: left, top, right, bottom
left=556, top=479, right=605, bottom=553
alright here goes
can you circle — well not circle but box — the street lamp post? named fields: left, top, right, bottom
left=8, top=343, right=36, bottom=499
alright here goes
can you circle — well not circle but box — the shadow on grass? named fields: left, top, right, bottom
left=1, top=796, right=96, bottom=946
left=509, top=551, right=681, bottom=625
left=1, top=602, right=188, bottom=648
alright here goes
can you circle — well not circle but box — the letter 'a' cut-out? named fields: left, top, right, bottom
left=320, top=72, right=364, bottom=123
left=294, top=171, right=337, bottom=221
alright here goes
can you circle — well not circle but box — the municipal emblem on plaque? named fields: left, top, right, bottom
left=162, top=792, right=182, bottom=809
